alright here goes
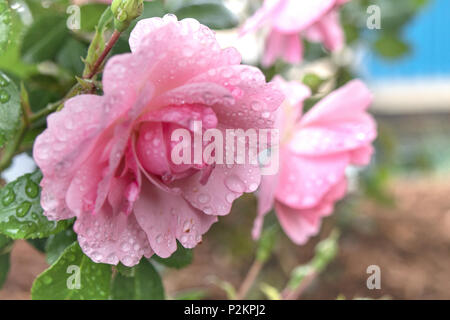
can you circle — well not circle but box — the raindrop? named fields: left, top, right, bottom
left=16, top=201, right=31, bottom=217
left=121, top=242, right=131, bottom=251
left=42, top=275, right=53, bottom=285
left=226, top=193, right=235, bottom=203
left=25, top=180, right=39, bottom=198
left=224, top=175, right=246, bottom=193
left=0, top=74, right=9, bottom=87
left=197, top=193, right=210, bottom=204
left=356, top=132, right=366, bottom=141
left=2, top=189, right=15, bottom=206
left=0, top=89, right=10, bottom=103
left=203, top=206, right=213, bottom=214
left=248, top=183, right=258, bottom=191
left=251, top=101, right=262, bottom=111
left=302, top=196, right=316, bottom=207
left=144, top=132, right=152, bottom=140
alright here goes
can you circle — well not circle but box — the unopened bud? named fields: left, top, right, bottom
left=111, top=0, right=144, bottom=32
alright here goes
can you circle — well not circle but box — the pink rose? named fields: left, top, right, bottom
left=241, top=0, right=349, bottom=66
left=253, top=77, right=376, bottom=244
left=33, top=15, right=283, bottom=266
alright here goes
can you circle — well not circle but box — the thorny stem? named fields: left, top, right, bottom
left=84, top=30, right=122, bottom=80
left=236, top=259, right=264, bottom=300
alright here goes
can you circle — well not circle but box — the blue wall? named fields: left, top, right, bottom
left=365, top=0, right=450, bottom=80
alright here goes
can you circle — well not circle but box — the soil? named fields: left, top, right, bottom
left=1, top=174, right=449, bottom=300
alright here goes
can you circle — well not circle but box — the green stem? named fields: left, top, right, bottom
left=84, top=30, right=122, bottom=80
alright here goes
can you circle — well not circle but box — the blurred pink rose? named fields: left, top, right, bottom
left=33, top=15, right=283, bottom=266
left=241, top=0, right=349, bottom=66
left=253, top=77, right=376, bottom=244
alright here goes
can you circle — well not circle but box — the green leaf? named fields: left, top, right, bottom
left=0, top=4, right=37, bottom=78
left=20, top=14, right=69, bottom=63
left=302, top=73, right=325, bottom=94
left=0, top=171, right=73, bottom=239
left=111, top=259, right=165, bottom=300
left=174, top=0, right=238, bottom=30
left=45, top=229, right=77, bottom=265
left=0, top=251, right=10, bottom=288
left=0, top=234, right=12, bottom=289
left=373, top=34, right=410, bottom=59
left=27, top=238, right=47, bottom=253
left=0, top=233, right=12, bottom=250
left=0, top=0, right=12, bottom=55
left=152, top=241, right=192, bottom=269
left=56, top=38, right=88, bottom=76
left=80, top=3, right=109, bottom=32
left=0, top=71, right=21, bottom=149
left=116, top=262, right=136, bottom=277
left=32, top=242, right=112, bottom=300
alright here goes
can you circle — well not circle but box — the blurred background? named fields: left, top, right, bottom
left=1, top=0, right=449, bottom=299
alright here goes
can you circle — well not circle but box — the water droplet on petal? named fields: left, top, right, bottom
left=302, top=196, right=316, bottom=207
left=225, top=175, right=246, bottom=193
left=197, top=193, right=210, bottom=204
left=226, top=193, right=235, bottom=203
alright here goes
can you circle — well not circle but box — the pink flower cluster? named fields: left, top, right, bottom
left=241, top=0, right=349, bottom=66
left=33, top=4, right=376, bottom=266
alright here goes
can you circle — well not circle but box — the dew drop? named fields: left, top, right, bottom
left=0, top=74, right=9, bottom=87
left=16, top=201, right=31, bottom=217
left=25, top=180, right=39, bottom=198
left=356, top=132, right=366, bottom=141
left=226, top=193, right=235, bottom=203
left=224, top=175, right=246, bottom=193
left=251, top=101, right=262, bottom=111
left=197, top=193, right=210, bottom=204
left=302, top=196, right=316, bottom=207
left=42, top=275, right=53, bottom=285
left=203, top=206, right=213, bottom=214
left=0, top=89, right=10, bottom=103
left=121, top=242, right=131, bottom=251
left=141, top=132, right=150, bottom=142
left=2, top=189, right=15, bottom=206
